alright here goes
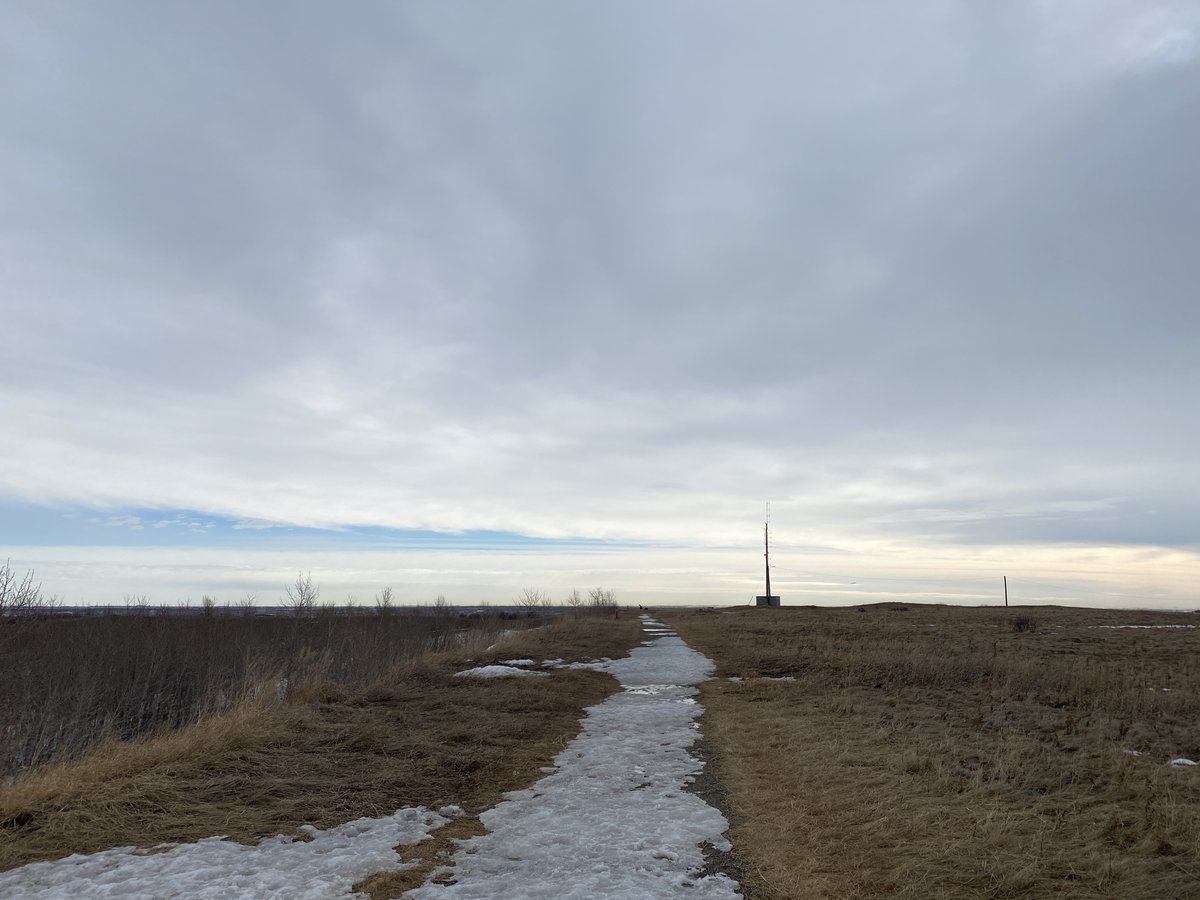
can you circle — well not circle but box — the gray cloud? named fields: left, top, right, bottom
left=3, top=0, right=1199, bottom=566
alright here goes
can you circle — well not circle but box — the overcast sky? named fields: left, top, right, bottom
left=2, top=2, right=1198, bottom=606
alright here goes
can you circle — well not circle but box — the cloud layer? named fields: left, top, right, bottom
left=3, top=2, right=1198, bottom=601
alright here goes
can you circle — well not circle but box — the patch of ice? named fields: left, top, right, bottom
left=541, top=658, right=564, bottom=666
left=501, top=658, right=536, bottom=666
left=409, top=616, right=739, bottom=899
left=560, top=658, right=612, bottom=671
left=1170, top=758, right=1198, bottom=766
left=455, top=665, right=548, bottom=679
left=0, top=807, right=449, bottom=899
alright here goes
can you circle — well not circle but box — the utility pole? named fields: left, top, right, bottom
left=1004, top=575, right=1008, bottom=607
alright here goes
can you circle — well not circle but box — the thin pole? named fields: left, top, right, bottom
left=1003, top=575, right=1008, bottom=607
left=765, top=521, right=771, bottom=600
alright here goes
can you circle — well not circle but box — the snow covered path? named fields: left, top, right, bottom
left=409, top=616, right=741, bottom=899
left=0, top=617, right=740, bottom=899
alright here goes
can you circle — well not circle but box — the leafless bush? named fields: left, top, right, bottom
left=284, top=571, right=319, bottom=615
left=0, top=560, right=50, bottom=617
left=516, top=588, right=548, bottom=609
left=200, top=595, right=216, bottom=616
left=588, top=587, right=618, bottom=617
left=565, top=589, right=584, bottom=609
left=375, top=586, right=394, bottom=615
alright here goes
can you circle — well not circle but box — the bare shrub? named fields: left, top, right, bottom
left=284, top=571, right=319, bottom=615
left=0, top=560, right=50, bottom=617
left=516, top=588, right=548, bottom=609
left=375, top=586, right=394, bottom=615
left=588, top=587, right=618, bottom=617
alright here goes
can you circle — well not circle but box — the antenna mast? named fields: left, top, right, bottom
left=764, top=502, right=771, bottom=600
left=755, top=502, right=781, bottom=606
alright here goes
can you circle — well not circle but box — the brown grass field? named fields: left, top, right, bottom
left=661, top=604, right=1200, bottom=900
left=0, top=614, right=642, bottom=897
left=5, top=602, right=1197, bottom=898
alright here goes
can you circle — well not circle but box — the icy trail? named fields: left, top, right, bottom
left=409, top=616, right=741, bottom=899
left=0, top=807, right=450, bottom=899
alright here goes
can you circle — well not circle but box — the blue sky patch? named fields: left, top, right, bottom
left=0, top=501, right=646, bottom=553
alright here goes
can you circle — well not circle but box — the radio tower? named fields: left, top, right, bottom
left=756, top=503, right=781, bottom=607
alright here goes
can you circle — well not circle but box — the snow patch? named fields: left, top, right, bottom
left=500, top=658, right=536, bottom=666
left=0, top=807, right=449, bottom=899
left=455, top=665, right=548, bottom=678
left=1170, top=758, right=1198, bottom=766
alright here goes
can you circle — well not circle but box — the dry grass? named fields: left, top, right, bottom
left=662, top=604, right=1200, bottom=900
left=0, top=611, right=523, bottom=776
left=0, top=615, right=642, bottom=879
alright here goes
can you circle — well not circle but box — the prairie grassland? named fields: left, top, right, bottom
left=0, top=614, right=642, bottom=889
left=662, top=604, right=1200, bottom=900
